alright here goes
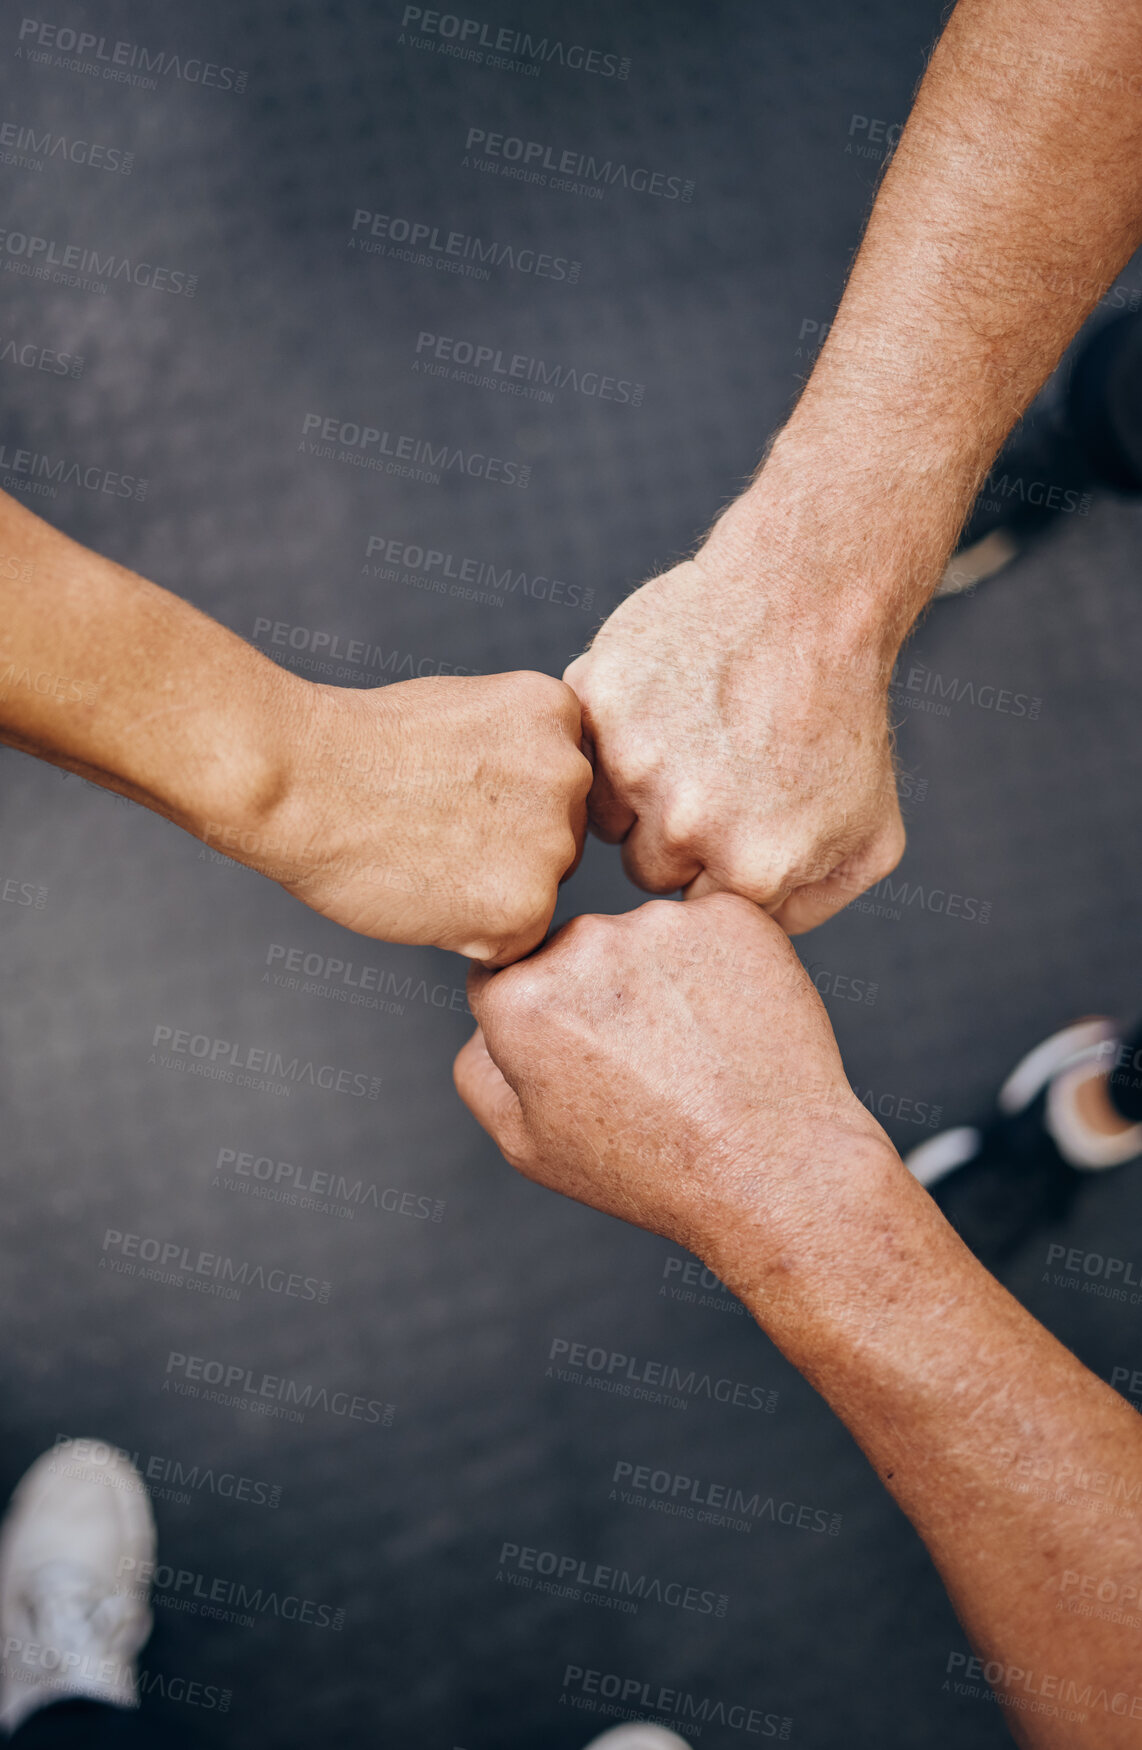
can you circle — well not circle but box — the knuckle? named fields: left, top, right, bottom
left=559, top=744, right=594, bottom=799
left=508, top=668, right=567, bottom=714
left=657, top=789, right=708, bottom=853
left=487, top=961, right=550, bottom=1024
left=563, top=910, right=611, bottom=944
left=696, top=888, right=756, bottom=927
left=557, top=911, right=615, bottom=964
left=510, top=881, right=553, bottom=934
left=558, top=826, right=583, bottom=872
left=880, top=814, right=907, bottom=871
left=639, top=897, right=688, bottom=930
left=476, top=890, right=549, bottom=964
left=719, top=845, right=785, bottom=905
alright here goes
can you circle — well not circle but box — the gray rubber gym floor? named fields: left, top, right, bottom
left=3, top=2, right=1142, bottom=1745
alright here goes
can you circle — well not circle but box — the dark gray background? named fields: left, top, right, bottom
left=2, top=2, right=1141, bottom=1745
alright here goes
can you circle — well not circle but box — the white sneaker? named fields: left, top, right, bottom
left=579, top=1727, right=693, bottom=1750
left=0, top=1440, right=156, bottom=1734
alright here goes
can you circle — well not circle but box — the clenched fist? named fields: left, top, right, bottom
left=565, top=475, right=908, bottom=934
left=454, top=895, right=892, bottom=1269
left=230, top=670, right=592, bottom=966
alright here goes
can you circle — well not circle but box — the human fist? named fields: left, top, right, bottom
left=238, top=670, right=592, bottom=966
left=564, top=509, right=906, bottom=933
left=454, top=895, right=890, bottom=1266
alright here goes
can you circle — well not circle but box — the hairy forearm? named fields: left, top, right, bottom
left=0, top=491, right=309, bottom=847
left=712, top=0, right=1142, bottom=653
left=708, top=1142, right=1142, bottom=1748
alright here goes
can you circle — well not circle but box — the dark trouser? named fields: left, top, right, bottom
left=1068, top=312, right=1142, bottom=493
left=1108, top=1018, right=1142, bottom=1124
left=11, top=1701, right=191, bottom=1747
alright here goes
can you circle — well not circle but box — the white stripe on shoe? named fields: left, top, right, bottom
left=997, top=1018, right=1116, bottom=1116
left=905, top=1127, right=983, bottom=1188
left=936, top=530, right=1019, bottom=596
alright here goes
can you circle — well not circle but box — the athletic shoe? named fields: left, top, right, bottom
left=579, top=1728, right=693, bottom=1750
left=0, top=1440, right=155, bottom=1734
left=903, top=1019, right=1140, bottom=1263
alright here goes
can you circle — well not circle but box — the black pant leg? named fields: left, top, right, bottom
left=10, top=1700, right=187, bottom=1749
left=1107, top=1019, right=1142, bottom=1124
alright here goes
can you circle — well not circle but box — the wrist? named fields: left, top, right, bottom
left=179, top=659, right=322, bottom=883
left=698, top=1121, right=909, bottom=1325
left=703, top=416, right=978, bottom=672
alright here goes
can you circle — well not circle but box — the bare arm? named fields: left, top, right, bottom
left=567, top=0, right=1142, bottom=931
left=719, top=1139, right=1142, bottom=1750
left=744, top=0, right=1142, bottom=639
left=456, top=896, right=1142, bottom=1750
left=0, top=490, right=590, bottom=964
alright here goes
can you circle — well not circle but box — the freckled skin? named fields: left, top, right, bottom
left=458, top=896, right=1142, bottom=1750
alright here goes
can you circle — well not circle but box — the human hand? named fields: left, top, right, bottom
left=214, top=671, right=592, bottom=966
left=564, top=458, right=909, bottom=933
left=453, top=894, right=893, bottom=1274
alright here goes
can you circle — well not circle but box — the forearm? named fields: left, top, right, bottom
left=708, top=1141, right=1142, bottom=1748
left=0, top=490, right=310, bottom=856
left=710, top=0, right=1142, bottom=656
left=0, top=490, right=590, bottom=958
